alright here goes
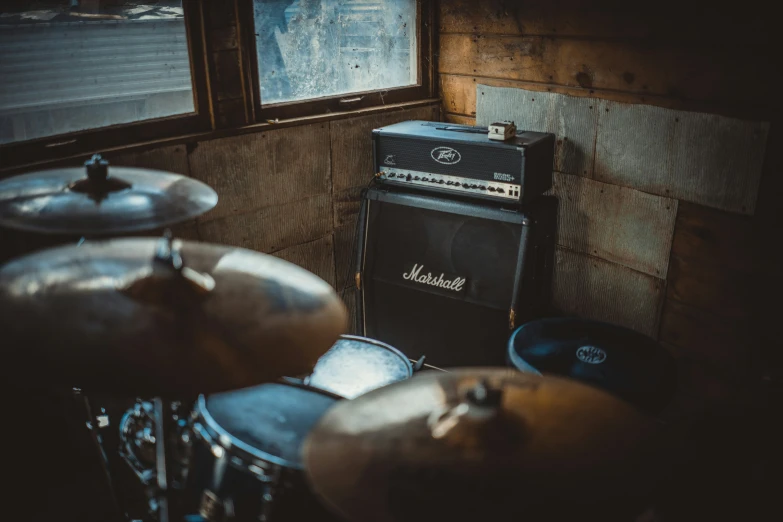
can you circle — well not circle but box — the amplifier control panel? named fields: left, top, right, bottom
left=378, top=167, right=520, bottom=202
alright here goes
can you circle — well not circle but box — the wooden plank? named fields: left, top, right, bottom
left=168, top=220, right=200, bottom=241
left=110, top=144, right=189, bottom=175
left=552, top=247, right=665, bottom=338
left=667, top=201, right=756, bottom=319
left=670, top=202, right=755, bottom=274
left=595, top=101, right=769, bottom=214
left=197, top=194, right=332, bottom=254
left=439, top=0, right=774, bottom=46
left=333, top=186, right=364, bottom=229
left=552, top=172, right=678, bottom=278
left=477, top=85, right=598, bottom=176
left=330, top=105, right=439, bottom=193
left=215, top=98, right=247, bottom=129
left=444, top=113, right=476, bottom=126
left=440, top=74, right=478, bottom=117
left=440, top=73, right=772, bottom=123
left=272, top=234, right=337, bottom=288
left=213, top=50, right=243, bottom=101
left=333, top=223, right=357, bottom=291
left=659, top=298, right=751, bottom=374
left=440, top=0, right=653, bottom=38
left=667, top=255, right=753, bottom=321
left=439, top=34, right=772, bottom=104
left=189, top=123, right=331, bottom=221
left=209, top=26, right=237, bottom=52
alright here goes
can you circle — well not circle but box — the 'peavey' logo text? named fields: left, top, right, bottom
left=403, top=264, right=466, bottom=293
left=431, top=146, right=462, bottom=165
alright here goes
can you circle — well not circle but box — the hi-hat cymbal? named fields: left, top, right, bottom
left=304, top=369, right=663, bottom=522
left=0, top=154, right=217, bottom=235
left=0, top=236, right=347, bottom=398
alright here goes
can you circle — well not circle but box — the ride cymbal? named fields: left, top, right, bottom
left=304, top=369, right=664, bottom=522
left=0, top=235, right=347, bottom=397
left=0, top=154, right=217, bottom=235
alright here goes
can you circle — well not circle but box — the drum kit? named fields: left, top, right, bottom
left=0, top=155, right=673, bottom=522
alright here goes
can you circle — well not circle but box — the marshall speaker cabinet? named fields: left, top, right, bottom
left=352, top=121, right=558, bottom=368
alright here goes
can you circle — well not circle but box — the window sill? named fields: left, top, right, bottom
left=0, top=98, right=441, bottom=177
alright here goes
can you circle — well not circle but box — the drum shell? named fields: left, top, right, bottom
left=183, top=383, right=343, bottom=521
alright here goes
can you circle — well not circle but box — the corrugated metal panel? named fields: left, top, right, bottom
left=595, top=100, right=768, bottom=215
left=552, top=247, right=665, bottom=338
left=551, top=172, right=678, bottom=278
left=476, top=84, right=598, bottom=177
left=0, top=19, right=193, bottom=114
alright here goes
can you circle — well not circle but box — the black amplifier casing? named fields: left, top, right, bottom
left=353, top=187, right=558, bottom=368
left=372, top=120, right=555, bottom=205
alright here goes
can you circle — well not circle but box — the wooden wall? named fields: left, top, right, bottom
left=439, top=0, right=782, bottom=404
left=0, top=104, right=440, bottom=307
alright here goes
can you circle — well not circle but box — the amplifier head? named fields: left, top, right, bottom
left=372, top=121, right=555, bottom=205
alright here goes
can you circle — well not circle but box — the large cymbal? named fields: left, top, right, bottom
left=0, top=236, right=347, bottom=397
left=0, top=154, right=217, bottom=235
left=304, top=369, right=664, bottom=522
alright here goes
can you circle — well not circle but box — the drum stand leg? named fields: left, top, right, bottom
left=73, top=388, right=128, bottom=522
left=154, top=398, right=181, bottom=522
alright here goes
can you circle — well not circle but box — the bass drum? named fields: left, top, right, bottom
left=184, top=381, right=343, bottom=522
left=305, top=334, right=413, bottom=399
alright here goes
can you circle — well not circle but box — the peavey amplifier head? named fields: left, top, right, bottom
left=373, top=121, right=555, bottom=205
left=354, top=187, right=558, bottom=368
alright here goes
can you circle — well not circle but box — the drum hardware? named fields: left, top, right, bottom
left=303, top=368, right=666, bottom=522
left=73, top=387, right=129, bottom=522
left=119, top=400, right=191, bottom=487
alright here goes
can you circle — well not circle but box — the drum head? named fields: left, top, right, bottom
left=308, top=335, right=412, bottom=399
left=202, top=383, right=339, bottom=468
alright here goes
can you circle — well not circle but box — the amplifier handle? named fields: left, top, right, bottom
left=509, top=219, right=532, bottom=330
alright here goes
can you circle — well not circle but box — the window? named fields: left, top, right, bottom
left=245, top=0, right=434, bottom=119
left=0, top=1, right=208, bottom=166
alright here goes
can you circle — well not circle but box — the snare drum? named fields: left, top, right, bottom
left=306, top=335, right=413, bottom=399
left=184, top=382, right=342, bottom=522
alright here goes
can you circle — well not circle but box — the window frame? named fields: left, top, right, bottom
left=0, top=1, right=212, bottom=170
left=236, top=0, right=436, bottom=122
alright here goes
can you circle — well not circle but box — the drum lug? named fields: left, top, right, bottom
left=199, top=490, right=233, bottom=521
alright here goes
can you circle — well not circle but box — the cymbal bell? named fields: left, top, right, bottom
left=0, top=154, right=218, bottom=235
left=0, top=236, right=348, bottom=398
left=304, top=369, right=664, bottom=522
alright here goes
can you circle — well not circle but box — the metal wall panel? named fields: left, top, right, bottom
left=595, top=100, right=769, bottom=215
left=552, top=172, right=678, bottom=278
left=476, top=84, right=598, bottom=177
left=552, top=247, right=666, bottom=338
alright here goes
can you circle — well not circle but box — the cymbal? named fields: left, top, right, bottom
left=508, top=317, right=678, bottom=413
left=304, top=369, right=663, bottom=522
left=0, top=235, right=348, bottom=398
left=0, top=154, right=217, bottom=235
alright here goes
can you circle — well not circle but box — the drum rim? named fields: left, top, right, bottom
left=195, top=381, right=343, bottom=470
left=313, top=334, right=414, bottom=377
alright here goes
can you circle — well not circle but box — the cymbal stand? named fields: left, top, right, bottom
left=154, top=398, right=181, bottom=522
left=73, top=388, right=128, bottom=521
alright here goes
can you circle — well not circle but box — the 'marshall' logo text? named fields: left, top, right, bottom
left=403, top=263, right=466, bottom=293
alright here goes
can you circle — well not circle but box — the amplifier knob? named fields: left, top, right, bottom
left=446, top=181, right=454, bottom=186
left=461, top=183, right=470, bottom=188
left=388, top=173, right=396, bottom=178
left=497, top=188, right=505, bottom=194
left=488, top=187, right=497, bottom=192
left=470, top=184, right=478, bottom=189
left=414, top=176, right=421, bottom=181
left=478, top=186, right=487, bottom=191
left=406, top=175, right=412, bottom=181
left=437, top=180, right=444, bottom=184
